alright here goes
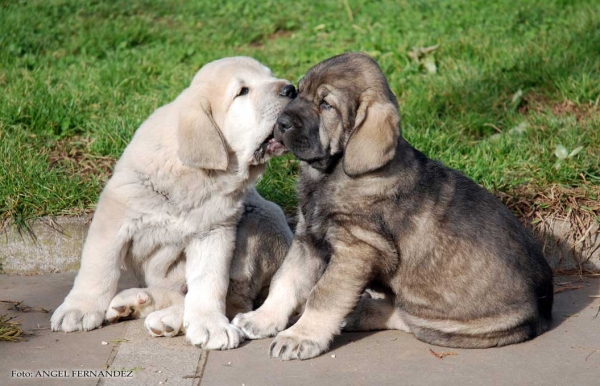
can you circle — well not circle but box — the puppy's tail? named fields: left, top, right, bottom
left=412, top=320, right=548, bottom=349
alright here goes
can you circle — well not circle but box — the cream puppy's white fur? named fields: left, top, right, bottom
left=51, top=57, right=294, bottom=350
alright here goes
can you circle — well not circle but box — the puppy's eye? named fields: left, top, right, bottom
left=237, top=87, right=249, bottom=97
left=320, top=100, right=332, bottom=111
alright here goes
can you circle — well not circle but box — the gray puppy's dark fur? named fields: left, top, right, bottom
left=234, top=52, right=553, bottom=360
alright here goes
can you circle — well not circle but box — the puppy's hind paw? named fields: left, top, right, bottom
left=105, top=289, right=151, bottom=323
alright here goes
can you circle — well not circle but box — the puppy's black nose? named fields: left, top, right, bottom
left=280, top=84, right=297, bottom=99
left=277, top=115, right=294, bottom=133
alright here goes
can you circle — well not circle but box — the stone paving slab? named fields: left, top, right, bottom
left=0, top=273, right=129, bottom=386
left=201, top=277, right=600, bottom=386
left=0, top=272, right=205, bottom=386
left=1, top=273, right=598, bottom=386
left=100, top=320, right=204, bottom=386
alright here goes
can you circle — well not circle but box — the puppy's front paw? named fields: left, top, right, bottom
left=184, top=312, right=244, bottom=350
left=145, top=307, right=183, bottom=338
left=232, top=309, right=286, bottom=340
left=269, top=328, right=330, bottom=361
left=51, top=298, right=106, bottom=332
left=105, top=289, right=151, bottom=323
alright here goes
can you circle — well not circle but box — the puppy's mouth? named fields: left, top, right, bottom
left=250, top=127, right=288, bottom=165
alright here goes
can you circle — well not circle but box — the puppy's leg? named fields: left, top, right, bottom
left=105, top=287, right=184, bottom=323
left=143, top=245, right=186, bottom=293
left=226, top=190, right=293, bottom=319
left=269, top=236, right=378, bottom=360
left=232, top=236, right=325, bottom=339
left=184, top=226, right=245, bottom=350
left=343, top=297, right=411, bottom=332
left=226, top=279, right=254, bottom=321
left=51, top=194, right=128, bottom=332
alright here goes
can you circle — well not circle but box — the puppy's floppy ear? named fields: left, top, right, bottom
left=343, top=92, right=399, bottom=177
left=177, top=97, right=228, bottom=170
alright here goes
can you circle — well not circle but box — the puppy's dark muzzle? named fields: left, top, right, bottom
left=276, top=114, right=295, bottom=135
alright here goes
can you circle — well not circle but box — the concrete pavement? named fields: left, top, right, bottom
left=1, top=272, right=599, bottom=386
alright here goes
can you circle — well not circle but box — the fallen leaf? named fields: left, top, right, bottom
left=511, top=89, right=524, bottom=105
left=509, top=121, right=528, bottom=135
left=554, top=145, right=568, bottom=160
left=429, top=348, right=458, bottom=359
left=489, top=133, right=502, bottom=142
left=568, top=146, right=584, bottom=158
left=108, top=338, right=130, bottom=344
left=509, top=89, right=524, bottom=110
left=420, top=44, right=440, bottom=55
left=182, top=375, right=201, bottom=379
left=422, top=55, right=437, bottom=74
left=408, top=45, right=440, bottom=75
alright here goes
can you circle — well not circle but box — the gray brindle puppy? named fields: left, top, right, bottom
left=233, top=52, right=553, bottom=360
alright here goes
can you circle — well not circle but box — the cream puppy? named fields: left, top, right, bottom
left=51, top=57, right=295, bottom=350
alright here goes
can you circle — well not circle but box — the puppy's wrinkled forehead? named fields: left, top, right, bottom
left=298, top=53, right=393, bottom=101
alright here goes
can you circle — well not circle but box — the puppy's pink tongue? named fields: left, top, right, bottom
left=267, top=138, right=286, bottom=154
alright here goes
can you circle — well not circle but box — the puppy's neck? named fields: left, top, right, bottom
left=225, top=153, right=267, bottom=184
left=392, top=137, right=423, bottom=169
left=385, top=137, right=434, bottom=192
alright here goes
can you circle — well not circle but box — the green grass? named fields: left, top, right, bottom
left=1, top=0, right=599, bottom=225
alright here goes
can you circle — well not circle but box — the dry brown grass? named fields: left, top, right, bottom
left=0, top=314, right=24, bottom=342
left=0, top=300, right=52, bottom=342
left=49, top=135, right=116, bottom=181
left=518, top=93, right=600, bottom=122
left=497, top=183, right=600, bottom=274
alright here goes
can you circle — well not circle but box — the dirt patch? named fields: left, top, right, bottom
left=518, top=93, right=599, bottom=121
left=249, top=29, right=293, bottom=48
left=48, top=136, right=116, bottom=180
